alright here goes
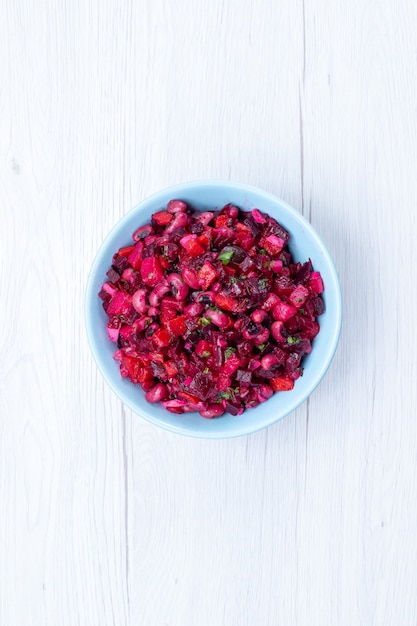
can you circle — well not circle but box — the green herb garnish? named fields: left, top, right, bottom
left=201, top=351, right=211, bottom=358
left=224, top=347, right=236, bottom=358
left=198, top=317, right=211, bottom=327
left=218, top=249, right=234, bottom=265
left=287, top=336, right=300, bottom=345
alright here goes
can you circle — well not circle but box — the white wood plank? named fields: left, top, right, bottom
left=1, top=0, right=417, bottom=624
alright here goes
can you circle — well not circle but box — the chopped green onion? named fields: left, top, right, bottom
left=287, top=336, right=300, bottom=345
left=199, top=317, right=211, bottom=327
left=201, top=350, right=211, bottom=358
left=224, top=347, right=236, bottom=358
left=218, top=249, right=234, bottom=264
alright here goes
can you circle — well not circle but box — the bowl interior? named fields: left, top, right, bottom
left=85, top=181, right=342, bottom=438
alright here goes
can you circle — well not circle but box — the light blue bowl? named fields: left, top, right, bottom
left=85, top=180, right=342, bottom=438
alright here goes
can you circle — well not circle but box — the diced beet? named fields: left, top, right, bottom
left=196, top=339, right=212, bottom=357
left=261, top=292, right=280, bottom=311
left=102, top=282, right=119, bottom=298
left=287, top=368, right=303, bottom=381
left=310, top=271, right=324, bottom=294
left=234, top=233, right=255, bottom=251
left=221, top=352, right=240, bottom=375
left=272, top=347, right=287, bottom=365
left=112, top=255, right=130, bottom=273
left=273, top=275, right=294, bottom=298
left=264, top=218, right=290, bottom=244
left=106, top=267, right=121, bottom=283
left=312, top=296, right=325, bottom=316
left=297, top=317, right=320, bottom=339
left=272, top=301, right=297, bottom=322
left=236, top=369, right=252, bottom=383
left=293, top=261, right=312, bottom=284
left=303, top=299, right=316, bottom=317
left=165, top=361, right=179, bottom=377
left=217, top=372, right=232, bottom=391
left=285, top=352, right=301, bottom=373
left=236, top=339, right=254, bottom=357
left=214, top=293, right=240, bottom=312
left=214, top=215, right=231, bottom=228
left=284, top=316, right=301, bottom=335
left=107, top=324, right=120, bottom=342
left=189, top=372, right=214, bottom=400
left=182, top=267, right=200, bottom=289
left=224, top=400, right=241, bottom=416
left=127, top=242, right=144, bottom=270
left=140, top=256, right=164, bottom=287
left=180, top=234, right=205, bottom=257
left=270, top=376, right=294, bottom=391
left=270, top=259, right=283, bottom=272
left=152, top=210, right=173, bottom=227
left=165, top=315, right=187, bottom=337
left=160, top=306, right=177, bottom=323
left=107, top=291, right=133, bottom=317
left=151, top=328, right=172, bottom=349
left=198, top=262, right=218, bottom=290
left=243, top=215, right=263, bottom=237
left=288, top=285, right=310, bottom=309
left=118, top=244, right=136, bottom=257
left=99, top=288, right=112, bottom=302
left=190, top=221, right=205, bottom=235
left=261, top=234, right=285, bottom=255
left=121, top=355, right=154, bottom=384
left=252, top=208, right=267, bottom=224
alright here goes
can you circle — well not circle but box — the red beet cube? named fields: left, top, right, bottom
left=165, top=315, right=187, bottom=337
left=140, top=256, right=164, bottom=286
left=270, top=376, right=294, bottom=392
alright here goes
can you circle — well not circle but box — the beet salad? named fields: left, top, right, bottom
left=98, top=200, right=325, bottom=418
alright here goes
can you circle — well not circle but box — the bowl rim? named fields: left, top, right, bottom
left=85, top=179, right=342, bottom=438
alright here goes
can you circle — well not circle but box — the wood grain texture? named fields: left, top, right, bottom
left=1, top=0, right=417, bottom=624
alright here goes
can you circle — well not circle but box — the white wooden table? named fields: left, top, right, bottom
left=2, top=1, right=417, bottom=624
